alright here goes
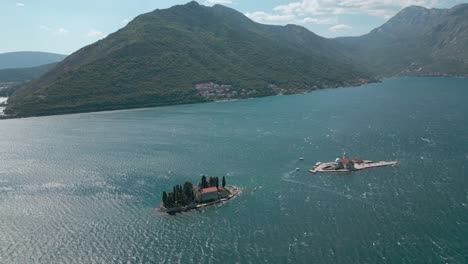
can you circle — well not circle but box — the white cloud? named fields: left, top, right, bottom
left=204, top=0, right=233, bottom=6
left=245, top=0, right=443, bottom=32
left=16, top=2, right=25, bottom=7
left=245, top=12, right=296, bottom=24
left=329, top=24, right=352, bottom=32
left=39, top=25, right=69, bottom=35
left=301, top=17, right=337, bottom=24
left=57, top=28, right=69, bottom=35
left=39, top=25, right=52, bottom=31
left=273, top=0, right=442, bottom=19
left=121, top=19, right=130, bottom=25
left=87, top=28, right=104, bottom=38
left=245, top=11, right=337, bottom=25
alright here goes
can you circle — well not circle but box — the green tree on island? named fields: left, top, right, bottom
left=162, top=191, right=168, bottom=206
left=163, top=175, right=231, bottom=208
left=208, top=177, right=214, bottom=187
left=183, top=182, right=194, bottom=205
left=166, top=193, right=175, bottom=208
left=201, top=175, right=208, bottom=188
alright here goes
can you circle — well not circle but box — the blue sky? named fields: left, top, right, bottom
left=1, top=0, right=466, bottom=55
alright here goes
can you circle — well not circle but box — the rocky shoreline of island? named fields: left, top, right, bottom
left=159, top=176, right=240, bottom=214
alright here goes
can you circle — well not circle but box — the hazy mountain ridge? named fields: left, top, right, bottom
left=0, top=62, right=58, bottom=82
left=0, top=51, right=66, bottom=70
left=336, top=3, right=468, bottom=76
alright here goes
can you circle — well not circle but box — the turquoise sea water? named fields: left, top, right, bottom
left=0, top=78, right=467, bottom=263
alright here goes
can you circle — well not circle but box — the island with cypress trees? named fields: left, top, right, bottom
left=160, top=175, right=240, bottom=214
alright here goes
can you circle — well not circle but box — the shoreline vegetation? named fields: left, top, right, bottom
left=0, top=78, right=375, bottom=120
left=159, top=175, right=240, bottom=214
left=2, top=75, right=468, bottom=120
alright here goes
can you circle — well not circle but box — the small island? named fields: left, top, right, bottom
left=310, top=152, right=399, bottom=174
left=160, top=175, right=240, bottom=214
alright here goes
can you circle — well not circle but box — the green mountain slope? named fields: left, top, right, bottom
left=5, top=1, right=370, bottom=117
left=0, top=52, right=66, bottom=70
left=0, top=63, right=59, bottom=97
left=0, top=62, right=58, bottom=82
left=336, top=4, right=468, bottom=76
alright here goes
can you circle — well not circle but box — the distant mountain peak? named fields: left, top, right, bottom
left=185, top=1, right=200, bottom=7
left=449, top=3, right=468, bottom=14
left=402, top=5, right=427, bottom=11
left=163, top=1, right=203, bottom=13
left=337, top=2, right=468, bottom=76
left=368, top=3, right=447, bottom=38
left=451, top=3, right=468, bottom=9
left=393, top=5, right=429, bottom=18
left=0, top=51, right=66, bottom=70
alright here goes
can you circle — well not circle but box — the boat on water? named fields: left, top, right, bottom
left=309, top=152, right=398, bottom=174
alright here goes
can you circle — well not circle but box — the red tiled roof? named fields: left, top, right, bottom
left=201, top=187, right=218, bottom=194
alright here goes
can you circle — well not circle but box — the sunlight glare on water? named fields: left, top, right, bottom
left=0, top=78, right=467, bottom=263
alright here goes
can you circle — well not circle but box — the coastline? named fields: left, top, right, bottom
left=3, top=75, right=468, bottom=120
left=0, top=78, right=377, bottom=120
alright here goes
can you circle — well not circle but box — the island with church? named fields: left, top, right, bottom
left=309, top=152, right=399, bottom=174
left=159, top=175, right=240, bottom=214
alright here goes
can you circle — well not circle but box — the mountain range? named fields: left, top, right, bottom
left=0, top=63, right=60, bottom=97
left=0, top=51, right=66, bottom=70
left=336, top=4, right=468, bottom=76
left=0, top=62, right=58, bottom=83
left=0, top=52, right=65, bottom=97
left=4, top=1, right=468, bottom=118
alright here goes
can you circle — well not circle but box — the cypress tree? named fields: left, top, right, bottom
left=173, top=185, right=179, bottom=203
left=177, top=185, right=182, bottom=204
left=215, top=177, right=219, bottom=189
left=178, top=185, right=184, bottom=205
left=162, top=191, right=168, bottom=206
left=222, top=176, right=226, bottom=188
left=166, top=193, right=174, bottom=208
left=201, top=175, right=208, bottom=188
left=183, top=182, right=194, bottom=204
left=209, top=177, right=215, bottom=187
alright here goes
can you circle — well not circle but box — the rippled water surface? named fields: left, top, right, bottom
left=1, top=78, right=467, bottom=263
